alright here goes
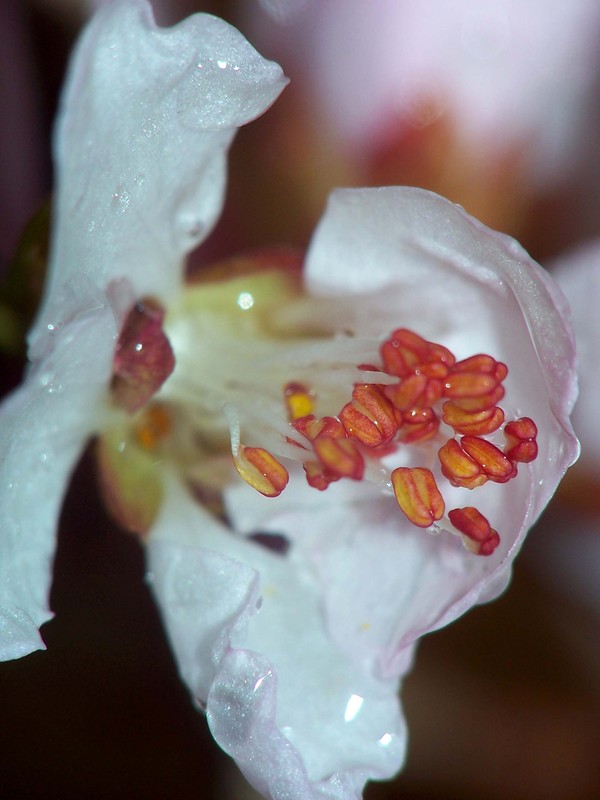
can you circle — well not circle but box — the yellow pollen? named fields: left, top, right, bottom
left=284, top=382, right=315, bottom=421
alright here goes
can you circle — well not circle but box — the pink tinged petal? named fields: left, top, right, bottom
left=0, top=308, right=117, bottom=660
left=148, top=478, right=407, bottom=800
left=30, top=0, right=287, bottom=355
left=553, top=242, right=600, bottom=473
left=300, top=186, right=578, bottom=629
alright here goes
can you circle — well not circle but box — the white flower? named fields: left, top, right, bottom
left=0, top=2, right=579, bottom=799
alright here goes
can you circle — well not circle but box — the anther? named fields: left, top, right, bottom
left=234, top=446, right=289, bottom=497
left=111, top=297, right=175, bottom=413
left=460, top=435, right=517, bottom=483
left=504, top=417, right=539, bottom=463
left=313, top=435, right=365, bottom=480
left=448, top=507, right=500, bottom=556
left=284, top=382, right=315, bottom=421
left=398, top=407, right=440, bottom=444
left=339, top=384, right=398, bottom=447
left=443, top=371, right=498, bottom=399
left=438, top=438, right=487, bottom=489
left=391, top=467, right=445, bottom=527
left=134, top=404, right=172, bottom=450
left=442, top=401, right=505, bottom=436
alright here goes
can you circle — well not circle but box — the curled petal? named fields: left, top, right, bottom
left=30, top=0, right=287, bottom=355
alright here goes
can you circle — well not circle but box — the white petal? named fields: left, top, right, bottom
left=148, top=476, right=408, bottom=800
left=30, top=0, right=286, bottom=352
left=0, top=307, right=116, bottom=660
left=296, top=186, right=578, bottom=631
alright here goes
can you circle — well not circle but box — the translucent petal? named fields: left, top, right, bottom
left=0, top=307, right=116, bottom=660
left=298, top=187, right=578, bottom=626
left=30, top=0, right=286, bottom=354
left=148, top=476, right=408, bottom=800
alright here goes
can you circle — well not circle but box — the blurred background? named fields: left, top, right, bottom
left=1, top=1, right=600, bottom=798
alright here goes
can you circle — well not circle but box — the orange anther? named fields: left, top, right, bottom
left=339, top=384, right=398, bottom=447
left=451, top=383, right=505, bottom=413
left=303, top=460, right=339, bottom=491
left=460, top=436, right=517, bottom=483
left=134, top=404, right=171, bottom=450
left=391, top=467, right=445, bottom=528
left=284, top=382, right=315, bottom=421
left=293, top=415, right=344, bottom=441
left=399, top=407, right=440, bottom=444
left=438, top=438, right=487, bottom=489
left=313, top=435, right=365, bottom=480
left=384, top=373, right=429, bottom=410
left=234, top=446, right=289, bottom=497
left=443, top=371, right=498, bottom=399
left=504, top=417, right=538, bottom=463
left=448, top=507, right=500, bottom=556
left=442, top=402, right=505, bottom=436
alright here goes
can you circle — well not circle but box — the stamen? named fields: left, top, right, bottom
left=284, top=382, right=315, bottom=421
left=339, top=384, right=398, bottom=447
left=448, top=507, right=500, bottom=556
left=504, top=417, right=538, bottom=463
left=111, top=298, right=175, bottom=413
left=398, top=407, right=440, bottom=443
left=391, top=467, right=445, bottom=527
left=234, top=446, right=289, bottom=497
left=460, top=436, right=517, bottom=483
left=442, top=401, right=504, bottom=436
left=438, top=438, right=487, bottom=489
left=134, top=404, right=172, bottom=450
left=443, top=371, right=498, bottom=398
left=313, top=435, right=365, bottom=480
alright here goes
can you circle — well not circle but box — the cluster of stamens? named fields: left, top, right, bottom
left=235, top=328, right=538, bottom=557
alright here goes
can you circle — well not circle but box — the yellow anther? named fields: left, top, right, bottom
left=284, top=382, right=315, bottom=421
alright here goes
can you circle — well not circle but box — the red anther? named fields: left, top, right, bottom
left=504, top=417, right=538, bottom=463
left=443, top=371, right=499, bottom=399
left=391, top=467, right=445, bottom=528
left=453, top=354, right=496, bottom=373
left=442, top=402, right=505, bottom=436
left=284, top=382, right=315, bottom=421
left=438, top=438, right=487, bottom=489
left=293, top=415, right=344, bottom=441
left=339, top=384, right=398, bottom=447
left=417, top=361, right=450, bottom=379
left=399, top=408, right=440, bottom=443
left=460, top=436, right=517, bottom=483
left=451, top=383, right=505, bottom=413
left=235, top=446, right=289, bottom=497
left=111, top=297, right=175, bottom=414
left=448, top=507, right=500, bottom=556
left=494, top=362, right=508, bottom=381
left=380, top=339, right=410, bottom=378
left=313, top=435, right=365, bottom=480
left=303, top=460, right=339, bottom=491
left=384, top=373, right=429, bottom=410
left=427, top=342, right=456, bottom=367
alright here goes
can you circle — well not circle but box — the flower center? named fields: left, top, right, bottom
left=100, top=254, right=538, bottom=556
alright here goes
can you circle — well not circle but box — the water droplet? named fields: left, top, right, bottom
left=217, top=60, right=227, bottom=69
left=111, top=185, right=132, bottom=213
